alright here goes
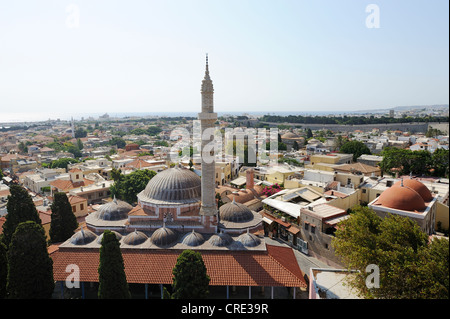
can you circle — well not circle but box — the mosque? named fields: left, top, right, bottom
left=50, top=56, right=307, bottom=299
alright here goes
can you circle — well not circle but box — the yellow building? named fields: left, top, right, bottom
left=306, top=153, right=353, bottom=171
left=68, top=195, right=89, bottom=218
left=436, top=201, right=449, bottom=231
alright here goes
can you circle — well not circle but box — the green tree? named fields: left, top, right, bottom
left=408, top=150, right=432, bottom=176
left=74, top=128, right=87, bottom=138
left=76, top=138, right=84, bottom=150
left=171, top=250, right=210, bottom=299
left=334, top=135, right=349, bottom=151
left=431, top=148, right=449, bottom=177
left=111, top=167, right=123, bottom=182
left=1, top=185, right=42, bottom=249
left=98, top=230, right=130, bottom=299
left=0, top=242, right=7, bottom=299
left=109, top=137, right=126, bottom=149
left=339, top=140, right=371, bottom=162
left=18, top=141, right=27, bottom=153
left=49, top=157, right=80, bottom=170
left=306, top=128, right=313, bottom=139
left=332, top=206, right=449, bottom=299
left=110, top=169, right=157, bottom=204
left=7, top=221, right=54, bottom=299
left=49, top=192, right=79, bottom=244
left=378, top=147, right=410, bottom=175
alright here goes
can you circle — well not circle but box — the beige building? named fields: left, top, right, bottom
left=299, top=203, right=349, bottom=266
left=68, top=195, right=89, bottom=218
left=368, top=178, right=438, bottom=235
left=306, top=153, right=353, bottom=172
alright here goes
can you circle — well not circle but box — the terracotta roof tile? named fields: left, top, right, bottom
left=50, top=244, right=306, bottom=288
left=50, top=178, right=95, bottom=192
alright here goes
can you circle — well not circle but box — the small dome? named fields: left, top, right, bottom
left=122, top=230, right=148, bottom=245
left=150, top=226, right=178, bottom=246
left=138, top=167, right=201, bottom=204
left=95, top=197, right=133, bottom=221
left=70, top=227, right=97, bottom=245
left=393, top=179, right=433, bottom=202
left=376, top=185, right=426, bottom=211
left=208, top=232, right=233, bottom=247
left=220, top=200, right=254, bottom=223
left=181, top=230, right=205, bottom=247
left=308, top=138, right=321, bottom=144
left=97, top=230, right=123, bottom=244
left=237, top=231, right=261, bottom=247
left=281, top=132, right=300, bottom=139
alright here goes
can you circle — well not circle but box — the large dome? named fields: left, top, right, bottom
left=138, top=167, right=201, bottom=204
left=95, top=197, right=133, bottom=221
left=376, top=185, right=426, bottom=211
left=393, top=179, right=433, bottom=202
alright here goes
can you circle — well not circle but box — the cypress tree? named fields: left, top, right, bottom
left=172, top=249, right=210, bottom=299
left=7, top=221, right=54, bottom=298
left=1, top=185, right=41, bottom=249
left=0, top=242, right=7, bottom=299
left=98, top=230, right=130, bottom=299
left=49, top=192, right=78, bottom=244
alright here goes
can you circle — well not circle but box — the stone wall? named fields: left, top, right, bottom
left=262, top=121, right=449, bottom=134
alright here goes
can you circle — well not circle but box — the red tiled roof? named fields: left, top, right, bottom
left=50, top=244, right=306, bottom=288
left=39, top=210, right=52, bottom=225
left=50, top=178, right=95, bottom=192
left=68, top=195, right=87, bottom=204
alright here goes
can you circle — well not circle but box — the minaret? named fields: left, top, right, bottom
left=198, top=54, right=218, bottom=216
left=71, top=117, right=75, bottom=138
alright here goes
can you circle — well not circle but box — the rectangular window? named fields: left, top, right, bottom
left=72, top=205, right=76, bottom=213
left=311, top=226, right=316, bottom=234
left=80, top=204, right=84, bottom=211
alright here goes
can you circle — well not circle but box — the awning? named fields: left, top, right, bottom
left=262, top=198, right=301, bottom=218
left=230, top=176, right=246, bottom=186
left=288, top=226, right=300, bottom=235
left=324, top=214, right=350, bottom=226
left=262, top=217, right=274, bottom=225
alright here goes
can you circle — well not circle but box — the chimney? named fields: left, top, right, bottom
left=246, top=169, right=254, bottom=190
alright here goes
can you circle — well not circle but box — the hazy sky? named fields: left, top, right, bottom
left=0, top=0, right=448, bottom=117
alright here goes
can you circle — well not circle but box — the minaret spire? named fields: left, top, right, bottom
left=198, top=54, right=217, bottom=217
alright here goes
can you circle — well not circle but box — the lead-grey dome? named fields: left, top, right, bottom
left=208, top=232, right=233, bottom=247
left=237, top=231, right=261, bottom=247
left=95, top=197, right=133, bottom=221
left=97, top=230, right=123, bottom=244
left=219, top=199, right=254, bottom=223
left=70, top=227, right=97, bottom=245
left=150, top=226, right=178, bottom=246
left=122, top=230, right=148, bottom=245
left=181, top=230, right=205, bottom=247
left=138, top=167, right=201, bottom=204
